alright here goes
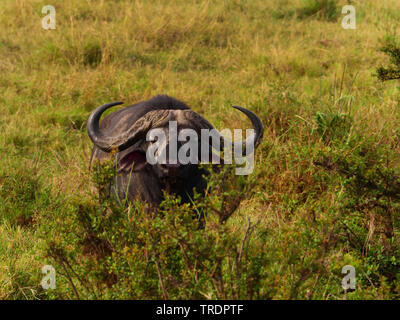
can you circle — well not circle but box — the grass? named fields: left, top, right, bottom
left=2, top=0, right=400, bottom=299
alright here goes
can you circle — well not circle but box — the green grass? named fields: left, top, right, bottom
left=2, top=0, right=400, bottom=299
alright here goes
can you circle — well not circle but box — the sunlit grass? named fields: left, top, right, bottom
left=2, top=0, right=400, bottom=299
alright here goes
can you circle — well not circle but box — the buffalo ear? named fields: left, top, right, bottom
left=118, top=151, right=147, bottom=172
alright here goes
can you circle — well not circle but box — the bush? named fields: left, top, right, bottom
left=376, top=42, right=400, bottom=81
left=315, top=137, right=400, bottom=297
left=314, top=111, right=352, bottom=143
left=38, top=159, right=271, bottom=299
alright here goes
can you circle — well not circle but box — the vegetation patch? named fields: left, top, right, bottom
left=2, top=0, right=400, bottom=300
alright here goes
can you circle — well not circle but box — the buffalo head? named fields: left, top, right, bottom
left=88, top=95, right=263, bottom=207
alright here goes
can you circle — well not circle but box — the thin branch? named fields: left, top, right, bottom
left=152, top=250, right=168, bottom=300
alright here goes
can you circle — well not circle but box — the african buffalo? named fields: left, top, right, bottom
left=87, top=95, right=263, bottom=210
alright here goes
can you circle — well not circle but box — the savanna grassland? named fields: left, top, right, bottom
left=2, top=0, right=400, bottom=300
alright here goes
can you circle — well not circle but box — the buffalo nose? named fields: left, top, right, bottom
left=160, top=162, right=181, bottom=176
left=161, top=163, right=181, bottom=169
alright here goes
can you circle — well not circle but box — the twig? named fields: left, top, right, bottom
left=57, top=258, right=80, bottom=300
left=238, top=217, right=252, bottom=263
left=153, top=250, right=168, bottom=300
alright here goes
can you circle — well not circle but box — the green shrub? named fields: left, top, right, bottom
left=38, top=159, right=271, bottom=299
left=83, top=39, right=103, bottom=67
left=376, top=42, right=400, bottom=81
left=314, top=111, right=352, bottom=143
left=315, top=137, right=400, bottom=297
